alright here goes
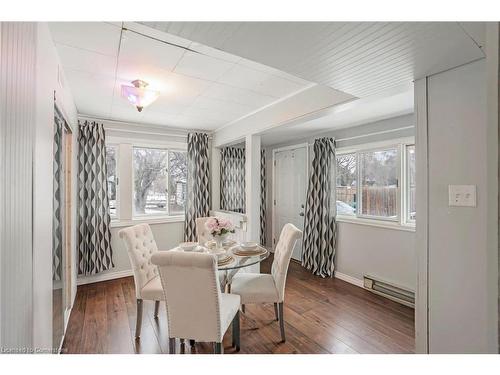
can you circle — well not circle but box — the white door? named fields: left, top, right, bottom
left=273, top=145, right=308, bottom=261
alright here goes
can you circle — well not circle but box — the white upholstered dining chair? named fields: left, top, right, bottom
left=230, top=223, right=302, bottom=342
left=195, top=216, right=215, bottom=245
left=119, top=223, right=165, bottom=339
left=151, top=251, right=241, bottom=354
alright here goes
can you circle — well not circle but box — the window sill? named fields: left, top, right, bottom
left=336, top=216, right=416, bottom=232
left=110, top=215, right=185, bottom=228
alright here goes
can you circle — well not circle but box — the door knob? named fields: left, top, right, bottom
left=299, top=212, right=305, bottom=216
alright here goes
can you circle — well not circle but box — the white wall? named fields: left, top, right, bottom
left=265, top=114, right=416, bottom=290
left=0, top=22, right=37, bottom=350
left=33, top=22, right=78, bottom=350
left=421, top=58, right=498, bottom=353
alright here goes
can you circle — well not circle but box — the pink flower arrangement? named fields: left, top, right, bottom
left=205, top=217, right=235, bottom=237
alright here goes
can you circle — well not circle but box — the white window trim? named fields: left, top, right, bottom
left=110, top=215, right=185, bottom=228
left=107, top=138, right=187, bottom=226
left=403, top=143, right=416, bottom=226
left=336, top=137, right=415, bottom=231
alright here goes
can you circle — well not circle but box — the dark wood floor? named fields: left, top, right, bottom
left=62, top=258, right=415, bottom=354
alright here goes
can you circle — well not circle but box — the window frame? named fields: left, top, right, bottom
left=131, top=145, right=171, bottom=219
left=105, top=143, right=119, bottom=220
left=403, top=143, right=416, bottom=226
left=105, top=138, right=187, bottom=226
left=335, top=137, right=415, bottom=231
left=357, top=144, right=401, bottom=223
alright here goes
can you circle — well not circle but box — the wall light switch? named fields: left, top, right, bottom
left=448, top=185, right=476, bottom=207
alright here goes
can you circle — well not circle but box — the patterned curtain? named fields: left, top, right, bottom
left=301, top=137, right=337, bottom=278
left=77, top=120, right=114, bottom=275
left=52, top=108, right=63, bottom=281
left=184, top=133, right=211, bottom=241
left=260, top=149, right=267, bottom=246
left=220, top=147, right=246, bottom=213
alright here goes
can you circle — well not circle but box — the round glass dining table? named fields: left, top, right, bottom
left=171, top=244, right=270, bottom=290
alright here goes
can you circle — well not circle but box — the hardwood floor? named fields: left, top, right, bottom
left=62, top=258, right=415, bottom=354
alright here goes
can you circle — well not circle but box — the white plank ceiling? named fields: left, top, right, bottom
left=142, top=22, right=485, bottom=98
left=49, top=22, right=327, bottom=130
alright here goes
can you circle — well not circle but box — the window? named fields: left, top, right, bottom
left=168, top=151, right=187, bottom=215
left=359, top=148, right=398, bottom=219
left=133, top=147, right=168, bottom=216
left=105, top=145, right=118, bottom=217
left=335, top=140, right=415, bottom=229
left=132, top=147, right=187, bottom=217
left=406, top=145, right=416, bottom=223
left=336, top=153, right=357, bottom=216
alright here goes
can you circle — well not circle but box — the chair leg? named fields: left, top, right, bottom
left=274, top=303, right=279, bottom=321
left=214, top=342, right=223, bottom=354
left=135, top=299, right=143, bottom=339
left=241, top=304, right=245, bottom=313
left=278, top=302, right=285, bottom=342
left=189, top=339, right=195, bottom=347
left=232, top=311, right=240, bottom=351
left=169, top=338, right=176, bottom=354
left=154, top=300, right=160, bottom=318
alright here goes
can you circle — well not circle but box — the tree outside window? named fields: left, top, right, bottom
left=133, top=148, right=168, bottom=215
left=132, top=147, right=187, bottom=216
left=105, top=145, right=117, bottom=217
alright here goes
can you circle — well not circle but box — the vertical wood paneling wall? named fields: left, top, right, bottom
left=0, top=22, right=37, bottom=351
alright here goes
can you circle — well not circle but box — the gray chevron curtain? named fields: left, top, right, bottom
left=260, top=149, right=267, bottom=246
left=302, top=137, right=337, bottom=278
left=77, top=120, right=114, bottom=275
left=52, top=107, right=64, bottom=281
left=220, top=147, right=246, bottom=213
left=184, top=133, right=211, bottom=241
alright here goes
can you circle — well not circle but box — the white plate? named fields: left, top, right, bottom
left=179, top=241, right=199, bottom=251
left=240, top=241, right=258, bottom=250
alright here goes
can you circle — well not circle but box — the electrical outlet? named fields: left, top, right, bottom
left=448, top=185, right=476, bottom=207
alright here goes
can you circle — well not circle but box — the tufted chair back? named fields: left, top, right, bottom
left=119, top=224, right=159, bottom=299
left=151, top=251, right=223, bottom=342
left=271, top=223, right=302, bottom=302
left=195, top=216, right=216, bottom=245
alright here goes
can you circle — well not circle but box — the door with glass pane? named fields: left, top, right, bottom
left=273, top=145, right=308, bottom=261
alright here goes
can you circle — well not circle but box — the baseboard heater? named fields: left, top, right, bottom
left=363, top=275, right=415, bottom=308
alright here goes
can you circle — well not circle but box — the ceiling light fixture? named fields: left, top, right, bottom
left=121, top=79, right=160, bottom=112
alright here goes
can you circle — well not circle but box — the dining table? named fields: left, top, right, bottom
left=170, top=241, right=270, bottom=291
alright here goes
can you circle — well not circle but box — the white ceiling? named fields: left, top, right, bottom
left=49, top=22, right=320, bottom=130
left=142, top=22, right=485, bottom=98
left=50, top=21, right=485, bottom=139
left=260, top=84, right=414, bottom=146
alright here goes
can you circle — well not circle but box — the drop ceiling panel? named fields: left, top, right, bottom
left=202, top=82, right=276, bottom=108
left=173, top=50, right=235, bottom=81
left=119, top=30, right=186, bottom=73
left=49, top=22, right=121, bottom=56
left=143, top=22, right=485, bottom=98
left=56, top=44, right=117, bottom=76
left=64, top=69, right=115, bottom=117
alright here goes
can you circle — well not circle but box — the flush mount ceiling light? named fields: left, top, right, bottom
left=121, top=79, right=160, bottom=112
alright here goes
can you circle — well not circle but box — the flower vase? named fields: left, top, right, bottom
left=213, top=233, right=229, bottom=250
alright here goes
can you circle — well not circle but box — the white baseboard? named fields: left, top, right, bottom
left=77, top=269, right=133, bottom=286
left=334, top=271, right=364, bottom=288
